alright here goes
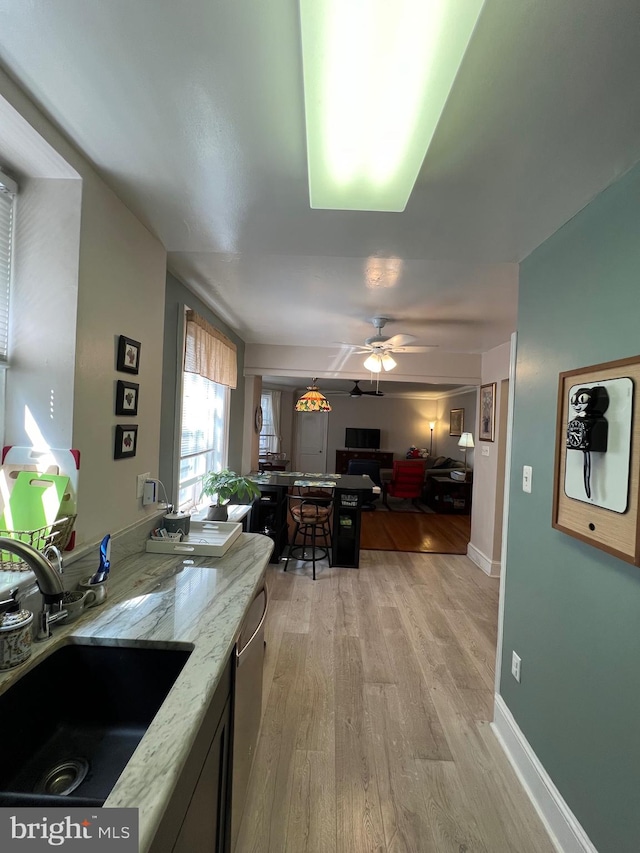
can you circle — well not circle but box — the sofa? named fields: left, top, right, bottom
left=424, top=455, right=469, bottom=480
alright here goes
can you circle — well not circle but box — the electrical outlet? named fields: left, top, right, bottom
left=137, top=472, right=150, bottom=499
left=511, top=651, right=522, bottom=683
left=522, top=465, right=532, bottom=493
left=481, top=446, right=490, bottom=457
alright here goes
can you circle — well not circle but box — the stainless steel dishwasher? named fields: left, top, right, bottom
left=230, top=579, right=268, bottom=852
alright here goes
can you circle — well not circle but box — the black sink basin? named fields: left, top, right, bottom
left=0, top=641, right=191, bottom=805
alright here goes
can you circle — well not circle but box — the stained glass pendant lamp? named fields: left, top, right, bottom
left=295, top=379, right=332, bottom=412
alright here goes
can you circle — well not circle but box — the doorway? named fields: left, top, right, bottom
left=294, top=412, right=329, bottom=473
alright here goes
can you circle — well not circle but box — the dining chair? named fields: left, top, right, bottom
left=346, top=459, right=382, bottom=510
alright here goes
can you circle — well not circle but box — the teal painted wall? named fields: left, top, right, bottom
left=500, top=161, right=640, bottom=852
left=159, top=272, right=246, bottom=502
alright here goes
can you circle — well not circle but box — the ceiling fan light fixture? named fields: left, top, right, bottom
left=381, top=353, right=397, bottom=371
left=363, top=353, right=383, bottom=373
left=295, top=379, right=332, bottom=412
left=299, top=0, right=485, bottom=212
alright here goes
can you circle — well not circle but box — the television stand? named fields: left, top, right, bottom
left=335, top=449, right=393, bottom=474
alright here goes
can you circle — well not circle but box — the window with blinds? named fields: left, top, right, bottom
left=178, top=309, right=236, bottom=512
left=0, top=171, right=17, bottom=365
left=178, top=371, right=229, bottom=511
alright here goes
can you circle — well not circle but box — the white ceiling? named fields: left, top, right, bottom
left=1, top=0, right=640, bottom=360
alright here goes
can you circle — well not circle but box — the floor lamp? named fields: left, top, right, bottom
left=458, top=432, right=474, bottom=480
left=429, top=421, right=435, bottom=455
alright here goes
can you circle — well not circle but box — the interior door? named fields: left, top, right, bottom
left=295, top=412, right=329, bottom=473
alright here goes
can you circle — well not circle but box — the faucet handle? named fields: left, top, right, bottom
left=0, top=587, right=20, bottom=615
left=42, top=544, right=64, bottom=574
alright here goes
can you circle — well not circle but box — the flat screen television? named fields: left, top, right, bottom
left=345, top=427, right=381, bottom=450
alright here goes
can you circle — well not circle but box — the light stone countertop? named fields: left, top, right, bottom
left=0, top=530, right=274, bottom=852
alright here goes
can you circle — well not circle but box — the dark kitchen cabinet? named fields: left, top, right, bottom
left=150, top=658, right=232, bottom=853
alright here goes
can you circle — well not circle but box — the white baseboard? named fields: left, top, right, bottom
left=467, top=542, right=501, bottom=576
left=492, top=695, right=597, bottom=853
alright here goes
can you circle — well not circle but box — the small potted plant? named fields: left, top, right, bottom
left=200, top=469, right=261, bottom=521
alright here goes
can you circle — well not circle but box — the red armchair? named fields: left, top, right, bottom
left=383, top=460, right=426, bottom=510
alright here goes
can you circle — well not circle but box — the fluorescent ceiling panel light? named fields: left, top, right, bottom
left=300, top=0, right=485, bottom=211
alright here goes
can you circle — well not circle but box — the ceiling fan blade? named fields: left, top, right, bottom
left=392, top=345, right=438, bottom=353
left=384, top=333, right=416, bottom=348
left=334, top=342, right=372, bottom=353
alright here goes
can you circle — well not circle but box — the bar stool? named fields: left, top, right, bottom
left=284, top=488, right=333, bottom=580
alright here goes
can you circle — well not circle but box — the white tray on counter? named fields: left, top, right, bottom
left=145, top=521, right=243, bottom=558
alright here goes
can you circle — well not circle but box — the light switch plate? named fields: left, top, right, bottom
left=522, top=465, right=532, bottom=493
left=481, top=446, right=490, bottom=457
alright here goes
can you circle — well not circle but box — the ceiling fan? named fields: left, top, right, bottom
left=348, top=380, right=384, bottom=398
left=338, top=317, right=436, bottom=372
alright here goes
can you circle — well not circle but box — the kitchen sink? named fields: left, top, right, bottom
left=0, top=641, right=192, bottom=806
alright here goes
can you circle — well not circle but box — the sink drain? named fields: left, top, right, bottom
left=35, top=758, right=89, bottom=796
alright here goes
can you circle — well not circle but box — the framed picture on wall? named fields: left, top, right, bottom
left=117, top=335, right=141, bottom=374
left=114, top=424, right=138, bottom=459
left=115, top=380, right=139, bottom=416
left=449, top=408, right=464, bottom=436
left=552, top=354, right=640, bottom=566
left=479, top=383, right=496, bottom=441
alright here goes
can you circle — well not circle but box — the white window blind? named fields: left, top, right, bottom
left=0, top=171, right=17, bottom=365
left=178, top=371, right=229, bottom=511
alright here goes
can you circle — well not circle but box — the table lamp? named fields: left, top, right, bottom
left=458, top=432, right=474, bottom=480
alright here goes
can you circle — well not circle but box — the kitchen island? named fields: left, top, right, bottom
left=249, top=471, right=376, bottom=567
left=0, top=530, right=274, bottom=852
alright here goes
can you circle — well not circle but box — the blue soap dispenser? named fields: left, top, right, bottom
left=89, top=534, right=111, bottom=584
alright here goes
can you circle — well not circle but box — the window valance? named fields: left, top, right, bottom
left=184, top=310, right=237, bottom=389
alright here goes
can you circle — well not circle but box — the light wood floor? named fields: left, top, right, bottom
left=235, top=552, right=556, bottom=853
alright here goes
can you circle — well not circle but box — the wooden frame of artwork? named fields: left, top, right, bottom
left=114, top=424, right=138, bottom=459
left=552, top=354, right=640, bottom=565
left=117, top=335, right=141, bottom=374
left=115, top=380, right=139, bottom=416
left=479, top=382, right=496, bottom=441
left=449, top=408, right=464, bottom=436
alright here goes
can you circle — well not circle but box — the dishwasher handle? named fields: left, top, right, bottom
left=236, top=581, right=268, bottom=665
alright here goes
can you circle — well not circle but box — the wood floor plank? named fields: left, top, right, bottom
left=237, top=554, right=554, bottom=853
left=415, top=758, right=490, bottom=853
left=334, top=634, right=386, bottom=853
left=286, top=750, right=337, bottom=853
left=364, top=682, right=440, bottom=853
left=235, top=632, right=309, bottom=853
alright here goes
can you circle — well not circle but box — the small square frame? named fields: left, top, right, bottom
left=117, top=335, right=141, bottom=374
left=449, top=408, right=464, bottom=436
left=115, top=380, right=139, bottom=416
left=114, top=424, right=138, bottom=459
left=479, top=382, right=496, bottom=442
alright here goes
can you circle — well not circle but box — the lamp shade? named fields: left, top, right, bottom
left=295, top=379, right=332, bottom=412
left=429, top=421, right=436, bottom=430
left=458, top=432, right=474, bottom=448
left=381, top=353, right=397, bottom=371
left=364, top=352, right=397, bottom=373
left=363, top=353, right=383, bottom=373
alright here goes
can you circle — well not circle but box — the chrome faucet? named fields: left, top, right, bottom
left=0, top=538, right=67, bottom=641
